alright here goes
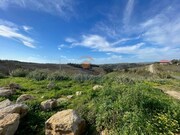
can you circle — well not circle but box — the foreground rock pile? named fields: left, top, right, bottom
left=0, top=99, right=28, bottom=135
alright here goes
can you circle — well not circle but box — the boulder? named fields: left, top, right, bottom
left=0, top=99, right=12, bottom=109
left=0, top=89, right=14, bottom=97
left=76, top=91, right=82, bottom=96
left=0, top=113, right=20, bottom=135
left=0, top=104, right=28, bottom=118
left=67, top=95, right=73, bottom=99
left=100, top=129, right=109, bottom=135
left=57, top=98, right=68, bottom=104
left=45, top=109, right=86, bottom=135
left=93, top=85, right=103, bottom=90
left=41, top=99, right=57, bottom=111
left=9, top=83, right=21, bottom=90
left=16, top=94, right=34, bottom=103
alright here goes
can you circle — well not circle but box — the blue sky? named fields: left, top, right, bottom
left=0, top=0, right=180, bottom=64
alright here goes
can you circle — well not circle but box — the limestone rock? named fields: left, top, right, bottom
left=9, top=83, right=21, bottom=90
left=16, top=94, right=34, bottom=103
left=0, top=99, right=12, bottom=109
left=0, top=104, right=28, bottom=118
left=41, top=99, right=57, bottom=111
left=57, top=98, right=68, bottom=103
left=67, top=95, right=73, bottom=99
left=45, top=109, right=86, bottom=135
left=0, top=113, right=20, bottom=135
left=0, top=89, right=14, bottom=97
left=93, top=85, right=103, bottom=90
left=100, top=129, right=109, bottom=135
left=76, top=91, right=82, bottom=96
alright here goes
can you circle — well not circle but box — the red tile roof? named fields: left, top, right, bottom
left=160, top=60, right=170, bottom=63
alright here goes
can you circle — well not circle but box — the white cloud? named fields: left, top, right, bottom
left=65, top=34, right=144, bottom=54
left=65, top=37, right=77, bottom=43
left=0, top=0, right=76, bottom=19
left=123, top=0, right=135, bottom=25
left=22, top=26, right=32, bottom=32
left=140, top=7, right=180, bottom=46
left=0, top=20, right=35, bottom=48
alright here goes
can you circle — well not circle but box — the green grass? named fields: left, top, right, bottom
left=0, top=72, right=180, bottom=135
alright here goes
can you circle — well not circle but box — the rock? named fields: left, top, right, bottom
left=0, top=104, right=28, bottom=118
left=67, top=95, right=73, bottom=99
left=100, top=129, right=109, bottom=135
left=0, top=99, right=12, bottom=109
left=76, top=91, right=82, bottom=96
left=93, top=85, right=103, bottom=90
left=9, top=83, right=21, bottom=90
left=45, top=109, right=86, bottom=135
left=57, top=98, right=68, bottom=103
left=0, top=89, right=14, bottom=97
left=41, top=99, right=57, bottom=111
left=0, top=113, right=20, bottom=135
left=47, top=82, right=55, bottom=89
left=16, top=94, right=34, bottom=103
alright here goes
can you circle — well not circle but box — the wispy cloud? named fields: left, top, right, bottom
left=141, top=12, right=180, bottom=46
left=65, top=34, right=144, bottom=54
left=22, top=25, right=32, bottom=32
left=0, top=20, right=35, bottom=48
left=0, top=0, right=76, bottom=19
left=123, top=0, right=135, bottom=25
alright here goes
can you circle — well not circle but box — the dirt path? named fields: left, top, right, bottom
left=155, top=86, right=180, bottom=100
left=148, top=64, right=155, bottom=73
left=164, top=90, right=180, bottom=100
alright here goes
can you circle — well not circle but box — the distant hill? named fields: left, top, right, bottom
left=0, top=60, right=152, bottom=75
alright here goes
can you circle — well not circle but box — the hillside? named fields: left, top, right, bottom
left=0, top=61, right=180, bottom=135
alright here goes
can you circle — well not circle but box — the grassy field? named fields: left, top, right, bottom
left=0, top=64, right=180, bottom=135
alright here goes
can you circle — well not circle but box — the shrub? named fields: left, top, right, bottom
left=48, top=71, right=70, bottom=81
left=11, top=68, right=29, bottom=77
left=28, top=69, right=49, bottom=81
left=0, top=72, right=5, bottom=79
left=72, top=74, right=102, bottom=83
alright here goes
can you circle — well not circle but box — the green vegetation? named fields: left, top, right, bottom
left=0, top=62, right=180, bottom=135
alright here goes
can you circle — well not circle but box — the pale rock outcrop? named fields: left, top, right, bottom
left=57, top=98, right=68, bottom=103
left=0, top=99, right=12, bottom=109
left=45, top=109, right=86, bottom=135
left=0, top=113, right=20, bottom=135
left=93, top=85, right=103, bottom=90
left=76, top=91, right=82, bottom=96
left=16, top=94, right=34, bottom=103
left=9, top=83, right=21, bottom=90
left=0, top=88, right=14, bottom=97
left=67, top=95, right=73, bottom=99
left=0, top=104, right=28, bottom=118
left=41, top=99, right=57, bottom=111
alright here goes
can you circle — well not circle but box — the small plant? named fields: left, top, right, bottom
left=11, top=68, right=29, bottom=77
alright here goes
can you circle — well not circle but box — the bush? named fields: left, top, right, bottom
left=0, top=72, right=5, bottom=79
left=28, top=69, right=49, bottom=81
left=48, top=71, right=70, bottom=81
left=72, top=74, right=102, bottom=83
left=11, top=68, right=29, bottom=77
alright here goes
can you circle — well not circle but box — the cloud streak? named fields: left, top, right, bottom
left=0, top=0, right=76, bottom=19
left=65, top=34, right=144, bottom=54
left=0, top=20, right=35, bottom=48
left=123, top=0, right=135, bottom=25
